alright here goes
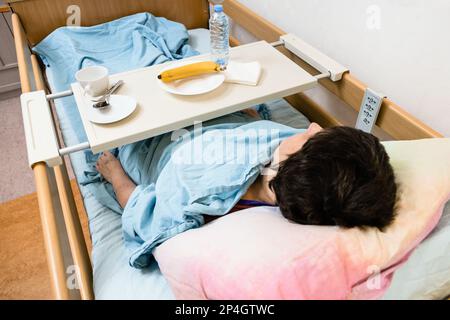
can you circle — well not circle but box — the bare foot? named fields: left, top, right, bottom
left=96, top=151, right=136, bottom=208
left=96, top=151, right=125, bottom=184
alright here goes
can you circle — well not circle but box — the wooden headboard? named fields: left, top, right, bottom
left=7, top=0, right=210, bottom=45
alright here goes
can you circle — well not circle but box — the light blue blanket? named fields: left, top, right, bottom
left=121, top=120, right=302, bottom=268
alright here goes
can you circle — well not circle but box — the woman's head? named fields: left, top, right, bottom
left=272, top=123, right=323, bottom=165
left=270, top=125, right=397, bottom=230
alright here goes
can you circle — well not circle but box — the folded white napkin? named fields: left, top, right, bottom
left=224, top=61, right=262, bottom=86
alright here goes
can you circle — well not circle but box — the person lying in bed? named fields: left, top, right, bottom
left=97, top=116, right=397, bottom=268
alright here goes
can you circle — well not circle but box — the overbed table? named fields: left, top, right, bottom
left=70, top=40, right=318, bottom=154
left=21, top=40, right=322, bottom=167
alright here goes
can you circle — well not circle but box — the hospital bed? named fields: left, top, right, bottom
left=5, top=0, right=448, bottom=300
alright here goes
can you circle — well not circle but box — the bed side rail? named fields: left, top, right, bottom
left=280, top=34, right=348, bottom=82
left=224, top=0, right=443, bottom=140
left=8, top=0, right=210, bottom=46
left=21, top=90, right=62, bottom=167
left=12, top=12, right=94, bottom=300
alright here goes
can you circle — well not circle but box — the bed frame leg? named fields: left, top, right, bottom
left=34, top=163, right=74, bottom=299
left=54, top=160, right=94, bottom=300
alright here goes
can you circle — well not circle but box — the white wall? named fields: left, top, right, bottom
left=233, top=0, right=450, bottom=137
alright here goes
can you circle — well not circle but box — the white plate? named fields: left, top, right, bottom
left=157, top=60, right=225, bottom=96
left=86, top=95, right=137, bottom=124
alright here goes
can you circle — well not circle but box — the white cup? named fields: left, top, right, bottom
left=75, top=66, right=109, bottom=97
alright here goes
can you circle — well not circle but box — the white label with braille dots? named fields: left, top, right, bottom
left=356, top=88, right=384, bottom=133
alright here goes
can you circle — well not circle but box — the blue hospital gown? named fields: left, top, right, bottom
left=121, top=120, right=303, bottom=268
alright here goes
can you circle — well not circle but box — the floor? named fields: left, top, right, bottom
left=0, top=96, right=36, bottom=202
left=0, top=179, right=91, bottom=299
left=0, top=191, right=52, bottom=299
left=0, top=96, right=74, bottom=202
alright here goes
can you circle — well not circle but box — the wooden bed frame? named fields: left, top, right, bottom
left=6, top=0, right=444, bottom=300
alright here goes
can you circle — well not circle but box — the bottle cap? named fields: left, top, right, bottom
left=214, top=5, right=224, bottom=13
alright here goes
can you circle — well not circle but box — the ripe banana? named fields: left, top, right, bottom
left=157, top=61, right=222, bottom=83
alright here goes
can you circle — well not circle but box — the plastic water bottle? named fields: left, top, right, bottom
left=209, top=4, right=230, bottom=67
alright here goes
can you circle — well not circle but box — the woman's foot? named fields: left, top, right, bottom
left=96, top=151, right=125, bottom=184
left=96, top=151, right=137, bottom=208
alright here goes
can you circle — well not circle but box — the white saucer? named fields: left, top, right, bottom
left=157, top=60, right=225, bottom=96
left=86, top=95, right=137, bottom=124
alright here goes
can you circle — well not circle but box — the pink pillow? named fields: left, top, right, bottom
left=154, top=138, right=450, bottom=299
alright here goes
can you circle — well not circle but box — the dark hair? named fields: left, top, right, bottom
left=269, top=127, right=397, bottom=231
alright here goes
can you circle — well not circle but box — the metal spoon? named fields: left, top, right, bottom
left=93, top=80, right=124, bottom=109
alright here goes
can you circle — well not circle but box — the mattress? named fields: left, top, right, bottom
left=47, top=28, right=450, bottom=300
left=49, top=29, right=311, bottom=299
